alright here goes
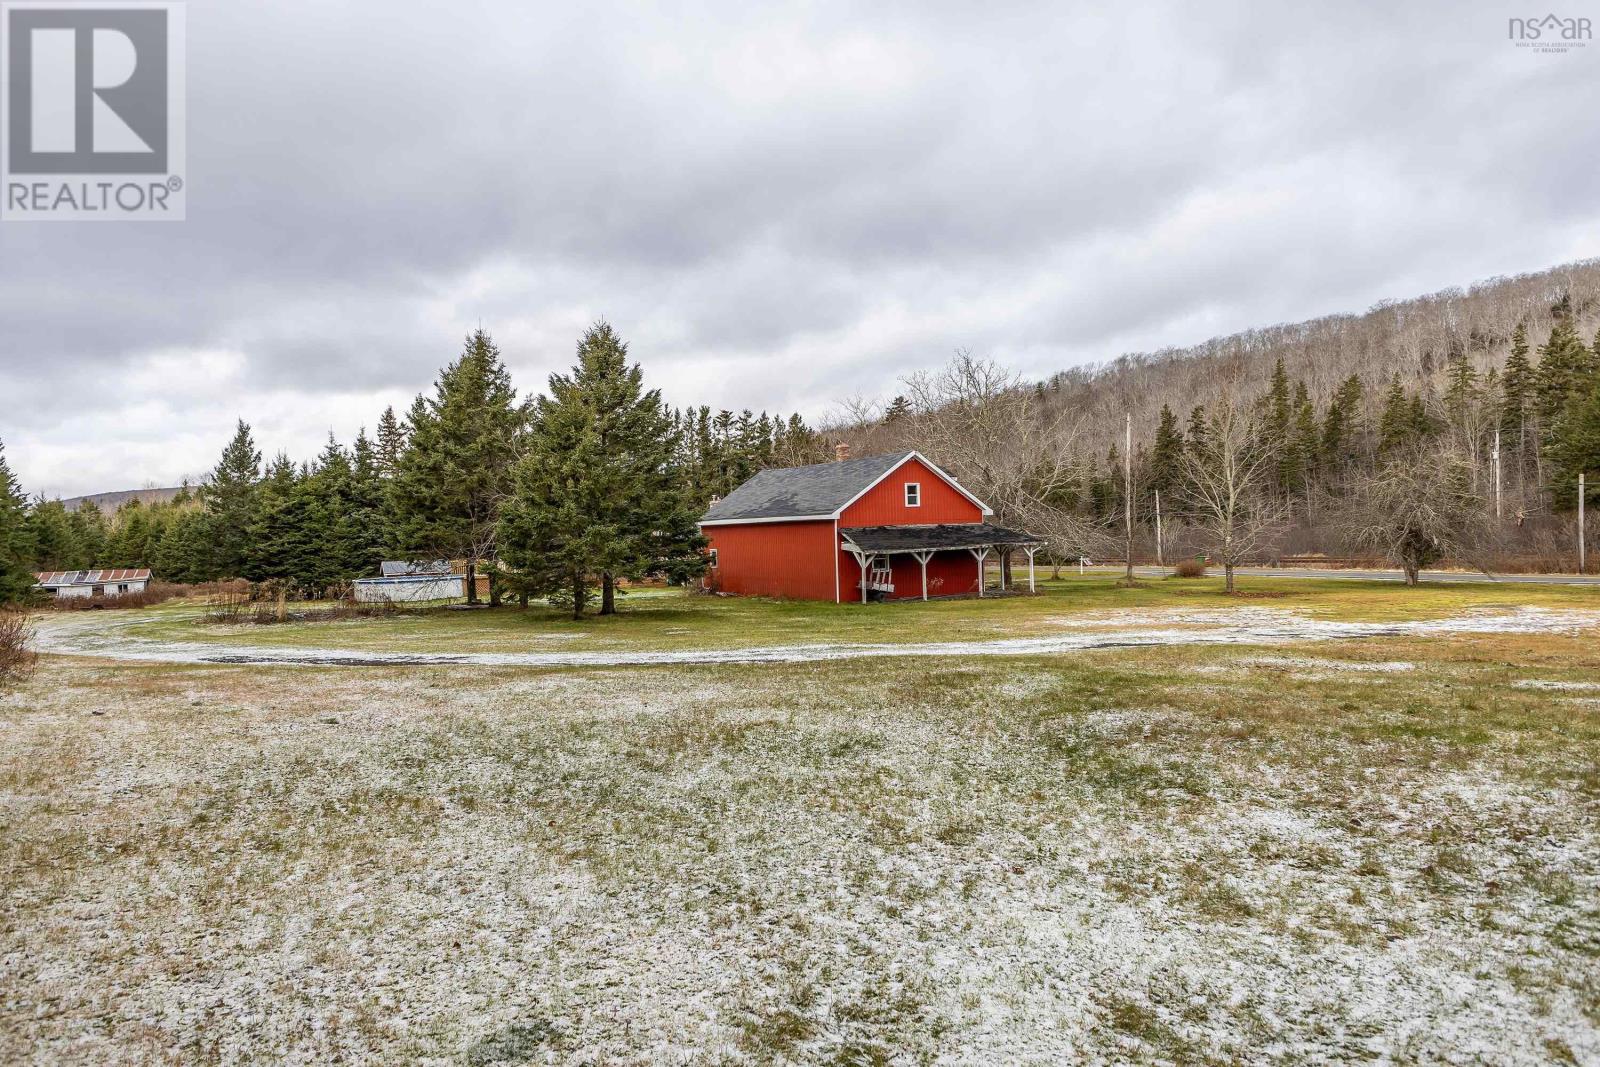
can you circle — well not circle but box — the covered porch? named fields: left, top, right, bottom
left=840, top=524, right=1046, bottom=603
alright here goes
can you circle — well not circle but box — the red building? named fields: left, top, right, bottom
left=700, top=451, right=1043, bottom=603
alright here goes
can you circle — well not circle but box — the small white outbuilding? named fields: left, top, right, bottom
left=352, top=561, right=465, bottom=603
left=34, top=568, right=152, bottom=600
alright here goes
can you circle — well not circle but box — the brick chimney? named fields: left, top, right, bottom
left=835, top=442, right=851, bottom=462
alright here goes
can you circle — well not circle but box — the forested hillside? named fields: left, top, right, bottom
left=841, top=259, right=1600, bottom=569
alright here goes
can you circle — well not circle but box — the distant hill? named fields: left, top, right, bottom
left=59, top=486, right=185, bottom=513
left=1039, top=258, right=1600, bottom=447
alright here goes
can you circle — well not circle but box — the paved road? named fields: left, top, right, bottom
left=1081, top=565, right=1600, bottom=587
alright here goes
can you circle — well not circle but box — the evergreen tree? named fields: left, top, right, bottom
left=27, top=499, right=82, bottom=570
left=1500, top=325, right=1534, bottom=451
left=499, top=322, right=706, bottom=618
left=1550, top=379, right=1600, bottom=511
left=1378, top=376, right=1413, bottom=453
left=245, top=455, right=309, bottom=585
left=1535, top=319, right=1597, bottom=438
left=884, top=395, right=913, bottom=423
left=1443, top=349, right=1480, bottom=426
left=389, top=330, right=527, bottom=602
left=1146, top=403, right=1184, bottom=505
left=69, top=501, right=109, bottom=566
left=1321, top=374, right=1364, bottom=469
left=0, top=441, right=36, bottom=603
left=1287, top=381, right=1318, bottom=494
left=1186, top=405, right=1209, bottom=451
left=104, top=502, right=153, bottom=568
left=201, top=420, right=262, bottom=578
left=152, top=507, right=213, bottom=583
left=375, top=405, right=406, bottom=476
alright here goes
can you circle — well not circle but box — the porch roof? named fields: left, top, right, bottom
left=839, top=523, right=1043, bottom=554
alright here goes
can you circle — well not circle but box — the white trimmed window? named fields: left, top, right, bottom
left=904, top=482, right=921, bottom=507
left=708, top=548, right=719, bottom=568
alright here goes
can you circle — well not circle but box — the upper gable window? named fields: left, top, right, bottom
left=904, top=482, right=921, bottom=507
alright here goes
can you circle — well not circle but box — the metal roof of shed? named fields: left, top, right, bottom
left=34, top=568, right=152, bottom=587
left=379, top=560, right=452, bottom=577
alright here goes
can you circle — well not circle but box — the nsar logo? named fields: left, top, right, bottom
left=1508, top=13, right=1592, bottom=52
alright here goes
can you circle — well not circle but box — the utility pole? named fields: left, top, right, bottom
left=1492, top=428, right=1502, bottom=521
left=1154, top=489, right=1164, bottom=566
left=1124, top=413, right=1134, bottom=581
left=1581, top=472, right=1588, bottom=575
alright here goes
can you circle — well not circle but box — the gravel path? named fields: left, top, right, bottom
left=31, top=605, right=1600, bottom=668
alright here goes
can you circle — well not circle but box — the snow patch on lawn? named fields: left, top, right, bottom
left=31, top=606, right=1600, bottom=670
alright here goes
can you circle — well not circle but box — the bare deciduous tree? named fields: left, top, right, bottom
left=1339, top=443, right=1491, bottom=585
left=893, top=351, right=1111, bottom=561
left=1179, top=393, right=1287, bottom=593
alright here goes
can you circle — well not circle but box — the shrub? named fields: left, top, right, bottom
left=47, top=581, right=189, bottom=611
left=1172, top=558, right=1208, bottom=578
left=0, top=611, right=36, bottom=685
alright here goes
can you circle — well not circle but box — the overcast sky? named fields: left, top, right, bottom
left=2, top=0, right=1597, bottom=498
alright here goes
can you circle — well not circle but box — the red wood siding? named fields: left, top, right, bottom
left=838, top=548, right=980, bottom=602
left=704, top=521, right=838, bottom=601
left=838, top=456, right=983, bottom=527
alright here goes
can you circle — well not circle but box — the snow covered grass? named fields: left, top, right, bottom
left=3, top=628, right=1599, bottom=1063
left=67, top=573, right=1600, bottom=660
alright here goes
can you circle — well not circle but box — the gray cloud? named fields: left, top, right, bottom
left=2, top=0, right=1597, bottom=497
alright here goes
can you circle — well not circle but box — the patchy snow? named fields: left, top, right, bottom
left=1513, top=679, right=1600, bottom=692
left=1239, top=655, right=1418, bottom=673
left=3, top=656, right=1598, bottom=1063
left=30, top=606, right=1600, bottom=669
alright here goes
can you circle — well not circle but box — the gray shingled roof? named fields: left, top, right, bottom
left=701, top=452, right=913, bottom=522
left=840, top=524, right=1043, bottom=553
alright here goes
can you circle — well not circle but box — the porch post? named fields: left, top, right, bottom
left=968, top=546, right=989, bottom=597
left=999, top=550, right=1007, bottom=592
left=912, top=550, right=933, bottom=601
left=860, top=551, right=873, bottom=604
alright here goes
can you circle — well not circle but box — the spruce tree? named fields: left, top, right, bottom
left=884, top=395, right=913, bottom=423
left=26, top=499, right=82, bottom=570
left=1260, top=358, right=1294, bottom=495
left=69, top=502, right=109, bottom=567
left=152, top=507, right=213, bottom=584
left=245, top=455, right=308, bottom=585
left=1443, top=349, right=1480, bottom=426
left=201, top=420, right=262, bottom=578
left=0, top=441, right=37, bottom=603
left=1378, top=376, right=1412, bottom=452
left=1186, top=405, right=1209, bottom=451
left=389, top=330, right=526, bottom=602
left=1550, top=380, right=1600, bottom=511
left=375, top=406, right=406, bottom=477
left=1321, top=374, right=1364, bottom=470
left=499, top=322, right=706, bottom=618
left=1535, top=319, right=1596, bottom=437
left=1147, top=403, right=1184, bottom=505
left=1501, top=326, right=1533, bottom=441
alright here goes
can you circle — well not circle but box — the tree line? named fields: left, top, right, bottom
left=836, top=291, right=1600, bottom=583
left=0, top=323, right=825, bottom=616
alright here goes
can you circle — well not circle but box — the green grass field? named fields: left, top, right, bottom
left=5, top=576, right=1599, bottom=1062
